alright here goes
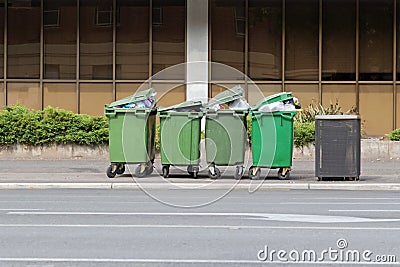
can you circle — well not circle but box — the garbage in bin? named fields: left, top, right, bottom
left=203, top=85, right=249, bottom=180
left=248, top=92, right=298, bottom=180
left=112, top=91, right=156, bottom=109
left=104, top=88, right=157, bottom=178
left=158, top=101, right=203, bottom=178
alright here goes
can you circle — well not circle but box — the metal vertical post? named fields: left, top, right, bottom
left=3, top=0, right=7, bottom=106
left=282, top=0, right=285, bottom=92
left=112, top=0, right=116, bottom=100
left=393, top=0, right=397, bottom=129
left=245, top=0, right=249, bottom=100
left=76, top=0, right=80, bottom=113
left=40, top=0, right=44, bottom=109
left=355, top=0, right=360, bottom=112
left=149, top=0, right=153, bottom=88
left=318, top=0, right=322, bottom=104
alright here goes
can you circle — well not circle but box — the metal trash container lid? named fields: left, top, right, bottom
left=107, top=88, right=155, bottom=108
left=158, top=100, right=203, bottom=112
left=252, top=92, right=293, bottom=110
left=315, top=115, right=360, bottom=120
left=203, top=85, right=244, bottom=108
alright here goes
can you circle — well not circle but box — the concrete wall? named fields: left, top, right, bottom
left=1, top=140, right=399, bottom=160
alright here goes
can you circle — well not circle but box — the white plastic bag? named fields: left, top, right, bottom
left=229, top=98, right=250, bottom=110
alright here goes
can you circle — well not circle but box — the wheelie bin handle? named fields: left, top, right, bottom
left=188, top=112, right=202, bottom=119
left=104, top=110, right=117, bottom=118
left=134, top=109, right=150, bottom=117
left=280, top=113, right=295, bottom=120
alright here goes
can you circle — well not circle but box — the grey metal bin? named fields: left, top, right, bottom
left=315, top=115, right=361, bottom=181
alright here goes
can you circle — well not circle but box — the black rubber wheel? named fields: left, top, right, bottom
left=146, top=164, right=154, bottom=175
left=135, top=164, right=147, bottom=178
left=162, top=165, right=170, bottom=178
left=106, top=165, right=116, bottom=178
left=234, top=166, right=244, bottom=180
left=248, top=166, right=261, bottom=180
left=278, top=168, right=290, bottom=180
left=208, top=167, right=220, bottom=179
left=116, top=164, right=125, bottom=175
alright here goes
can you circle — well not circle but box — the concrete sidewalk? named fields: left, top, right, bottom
left=0, top=158, right=399, bottom=190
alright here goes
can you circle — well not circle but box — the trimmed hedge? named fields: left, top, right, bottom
left=0, top=105, right=108, bottom=146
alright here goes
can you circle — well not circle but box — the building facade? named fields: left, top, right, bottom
left=0, top=0, right=399, bottom=135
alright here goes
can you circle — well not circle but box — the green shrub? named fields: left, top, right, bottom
left=0, top=105, right=108, bottom=146
left=387, top=128, right=400, bottom=141
left=295, top=100, right=356, bottom=123
left=294, top=122, right=315, bottom=148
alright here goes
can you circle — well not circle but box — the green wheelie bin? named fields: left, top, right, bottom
left=104, top=88, right=157, bottom=178
left=158, top=101, right=203, bottom=178
left=248, top=92, right=297, bottom=180
left=204, top=86, right=248, bottom=180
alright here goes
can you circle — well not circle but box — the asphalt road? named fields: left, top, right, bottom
left=0, top=189, right=399, bottom=266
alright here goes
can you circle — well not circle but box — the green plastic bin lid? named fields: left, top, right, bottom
left=252, top=92, right=293, bottom=110
left=204, top=85, right=244, bottom=108
left=158, top=100, right=203, bottom=112
left=107, top=88, right=155, bottom=108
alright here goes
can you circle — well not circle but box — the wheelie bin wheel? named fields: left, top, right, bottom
left=116, top=164, right=125, bottom=175
left=234, top=165, right=244, bottom=180
left=208, top=167, right=221, bottom=179
left=145, top=162, right=154, bottom=176
left=248, top=166, right=261, bottom=180
left=187, top=166, right=199, bottom=178
left=278, top=168, right=290, bottom=180
left=135, top=164, right=148, bottom=178
left=106, top=165, right=117, bottom=178
left=162, top=165, right=170, bottom=178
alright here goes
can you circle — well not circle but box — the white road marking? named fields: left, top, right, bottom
left=0, top=209, right=45, bottom=211
left=330, top=210, right=400, bottom=212
left=7, top=211, right=400, bottom=223
left=283, top=202, right=400, bottom=205
left=0, top=224, right=398, bottom=230
left=0, top=258, right=396, bottom=265
left=299, top=198, right=400, bottom=200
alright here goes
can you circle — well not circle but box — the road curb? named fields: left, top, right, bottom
left=0, top=182, right=400, bottom=191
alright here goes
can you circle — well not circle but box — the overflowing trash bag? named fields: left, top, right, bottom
left=113, top=91, right=157, bottom=109
left=257, top=95, right=301, bottom=112
left=207, top=86, right=250, bottom=111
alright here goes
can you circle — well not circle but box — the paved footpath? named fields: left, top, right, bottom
left=0, top=158, right=399, bottom=190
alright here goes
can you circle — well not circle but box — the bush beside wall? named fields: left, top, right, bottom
left=387, top=128, right=400, bottom=141
left=0, top=105, right=108, bottom=146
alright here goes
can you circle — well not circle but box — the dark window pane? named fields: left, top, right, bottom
left=248, top=0, right=282, bottom=80
left=322, top=0, right=356, bottom=81
left=116, top=0, right=149, bottom=80
left=44, top=0, right=77, bottom=79
left=152, top=0, right=185, bottom=80
left=211, top=0, right=245, bottom=80
left=80, top=0, right=113, bottom=80
left=285, top=0, right=318, bottom=80
left=360, top=0, right=393, bottom=81
left=7, top=0, right=41, bottom=78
